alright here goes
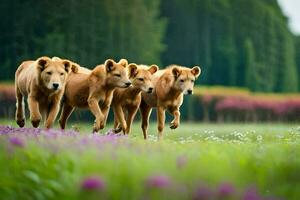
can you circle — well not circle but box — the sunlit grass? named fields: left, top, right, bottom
left=0, top=120, right=300, bottom=199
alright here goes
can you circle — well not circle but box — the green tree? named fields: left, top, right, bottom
left=244, top=39, right=257, bottom=91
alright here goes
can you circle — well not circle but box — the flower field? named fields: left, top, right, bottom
left=1, top=122, right=300, bottom=200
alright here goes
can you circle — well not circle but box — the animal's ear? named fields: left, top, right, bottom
left=128, top=63, right=138, bottom=78
left=71, top=63, right=78, bottom=73
left=37, top=57, right=50, bottom=71
left=191, top=66, right=201, bottom=78
left=172, top=67, right=181, bottom=78
left=105, top=59, right=115, bottom=72
left=52, top=56, right=61, bottom=61
left=62, top=60, right=71, bottom=73
left=148, top=64, right=159, bottom=74
left=118, top=59, right=128, bottom=68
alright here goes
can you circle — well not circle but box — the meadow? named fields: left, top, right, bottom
left=1, top=120, right=300, bottom=200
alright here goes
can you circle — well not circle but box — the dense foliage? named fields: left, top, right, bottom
left=161, top=0, right=299, bottom=92
left=0, top=0, right=299, bottom=93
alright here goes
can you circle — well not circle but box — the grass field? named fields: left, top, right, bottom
left=1, top=120, right=300, bottom=199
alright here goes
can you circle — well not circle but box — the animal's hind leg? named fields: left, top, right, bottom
left=140, top=100, right=152, bottom=139
left=59, top=103, right=74, bottom=129
left=157, top=106, right=166, bottom=140
left=15, top=86, right=25, bottom=127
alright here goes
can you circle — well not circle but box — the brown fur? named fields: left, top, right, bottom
left=140, top=65, right=201, bottom=139
left=15, top=56, right=71, bottom=128
left=112, top=64, right=158, bottom=134
left=59, top=59, right=132, bottom=132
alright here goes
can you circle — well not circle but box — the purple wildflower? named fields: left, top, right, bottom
left=0, top=125, right=13, bottom=134
left=217, top=182, right=235, bottom=198
left=192, top=185, right=214, bottom=200
left=243, top=187, right=262, bottom=200
left=81, top=176, right=105, bottom=191
left=9, top=137, right=25, bottom=147
left=146, top=175, right=171, bottom=189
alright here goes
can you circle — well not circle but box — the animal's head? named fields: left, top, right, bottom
left=128, top=64, right=158, bottom=93
left=52, top=56, right=80, bottom=74
left=105, top=59, right=131, bottom=88
left=172, top=65, right=201, bottom=95
left=37, top=56, right=71, bottom=91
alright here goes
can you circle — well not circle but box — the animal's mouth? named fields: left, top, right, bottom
left=123, top=84, right=131, bottom=88
left=119, top=84, right=131, bottom=88
left=147, top=87, right=154, bottom=93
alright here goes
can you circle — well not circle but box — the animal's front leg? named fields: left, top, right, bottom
left=28, top=96, right=42, bottom=128
left=100, top=105, right=111, bottom=130
left=125, top=106, right=138, bottom=134
left=45, top=100, right=60, bottom=128
left=112, top=105, right=126, bottom=134
left=170, top=107, right=180, bottom=129
left=15, top=86, right=25, bottom=127
left=157, top=106, right=166, bottom=140
left=88, top=97, right=104, bottom=133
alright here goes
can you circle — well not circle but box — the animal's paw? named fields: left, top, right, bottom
left=31, top=119, right=41, bottom=128
left=92, top=124, right=100, bottom=133
left=170, top=121, right=179, bottom=129
left=113, top=126, right=122, bottom=133
left=100, top=123, right=105, bottom=130
left=93, top=117, right=104, bottom=132
left=16, top=118, right=25, bottom=127
left=30, top=114, right=41, bottom=128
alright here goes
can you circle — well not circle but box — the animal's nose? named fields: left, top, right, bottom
left=125, top=81, right=131, bottom=87
left=187, top=89, right=193, bottom=95
left=52, top=83, right=59, bottom=90
left=148, top=87, right=153, bottom=93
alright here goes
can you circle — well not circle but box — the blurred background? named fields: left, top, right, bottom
left=0, top=0, right=299, bottom=123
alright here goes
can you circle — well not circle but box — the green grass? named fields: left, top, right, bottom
left=0, top=120, right=300, bottom=199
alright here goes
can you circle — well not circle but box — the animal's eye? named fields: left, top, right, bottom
left=60, top=73, right=64, bottom=76
left=46, top=72, right=52, bottom=75
left=114, top=74, right=121, bottom=77
left=191, top=79, right=195, bottom=83
left=180, top=79, right=184, bottom=82
left=138, top=78, right=144, bottom=81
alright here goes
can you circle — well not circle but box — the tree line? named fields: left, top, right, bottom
left=0, top=0, right=299, bottom=93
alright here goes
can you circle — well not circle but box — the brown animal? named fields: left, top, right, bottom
left=140, top=65, right=201, bottom=139
left=15, top=56, right=71, bottom=128
left=59, top=59, right=133, bottom=132
left=112, top=64, right=158, bottom=134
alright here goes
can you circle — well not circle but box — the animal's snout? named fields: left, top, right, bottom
left=187, top=89, right=193, bottom=95
left=148, top=87, right=153, bottom=93
left=52, top=83, right=59, bottom=90
left=125, top=81, right=131, bottom=87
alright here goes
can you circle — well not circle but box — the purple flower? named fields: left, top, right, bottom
left=81, top=176, right=105, bottom=191
left=192, top=185, right=214, bottom=200
left=9, top=137, right=25, bottom=147
left=243, top=187, right=262, bottom=200
left=146, top=175, right=171, bottom=189
left=217, top=182, right=235, bottom=198
left=176, top=155, right=187, bottom=169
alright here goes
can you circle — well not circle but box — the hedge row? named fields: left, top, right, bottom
left=193, top=86, right=300, bottom=122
